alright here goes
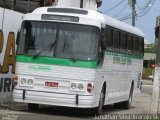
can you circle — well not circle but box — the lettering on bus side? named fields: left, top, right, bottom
left=106, top=52, right=132, bottom=65
left=0, top=30, right=15, bottom=92
left=113, top=56, right=132, bottom=65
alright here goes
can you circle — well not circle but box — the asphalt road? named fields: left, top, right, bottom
left=0, top=83, right=157, bottom=120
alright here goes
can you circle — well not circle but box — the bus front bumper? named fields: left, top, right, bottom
left=13, top=89, right=98, bottom=108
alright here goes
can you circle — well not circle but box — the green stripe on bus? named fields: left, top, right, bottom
left=16, top=55, right=97, bottom=68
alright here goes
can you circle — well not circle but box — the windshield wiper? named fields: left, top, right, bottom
left=63, top=35, right=76, bottom=63
left=33, top=41, right=56, bottom=59
left=33, top=24, right=59, bottom=59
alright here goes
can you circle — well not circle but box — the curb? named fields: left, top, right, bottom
left=0, top=103, right=27, bottom=110
left=141, top=80, right=153, bottom=86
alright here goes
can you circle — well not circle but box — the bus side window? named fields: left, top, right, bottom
left=106, top=26, right=113, bottom=50
left=139, top=38, right=144, bottom=55
left=133, top=36, right=138, bottom=54
left=120, top=32, right=127, bottom=53
left=113, top=29, right=120, bottom=51
left=127, top=34, right=133, bottom=53
left=142, top=38, right=144, bottom=55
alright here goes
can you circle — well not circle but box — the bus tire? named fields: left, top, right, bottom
left=122, top=85, right=133, bottom=109
left=140, top=82, right=142, bottom=90
left=28, top=103, right=39, bottom=111
left=94, top=87, right=105, bottom=115
left=114, top=102, right=123, bottom=109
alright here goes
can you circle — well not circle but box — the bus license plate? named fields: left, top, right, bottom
left=45, top=82, right=58, bottom=88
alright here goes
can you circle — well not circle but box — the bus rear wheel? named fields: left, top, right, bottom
left=114, top=85, right=133, bottom=109
left=122, top=85, right=133, bottom=109
left=28, top=103, right=39, bottom=111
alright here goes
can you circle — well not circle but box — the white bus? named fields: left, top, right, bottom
left=13, top=6, right=144, bottom=115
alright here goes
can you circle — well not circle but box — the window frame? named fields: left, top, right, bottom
left=113, top=29, right=120, bottom=51
left=105, top=26, right=113, bottom=50
left=103, top=25, right=144, bottom=56
left=120, top=31, right=127, bottom=53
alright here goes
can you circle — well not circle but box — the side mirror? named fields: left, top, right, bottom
left=16, top=30, right=20, bottom=45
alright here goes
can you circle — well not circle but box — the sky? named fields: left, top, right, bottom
left=98, top=0, right=160, bottom=43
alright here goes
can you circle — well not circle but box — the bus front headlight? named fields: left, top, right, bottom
left=78, top=83, right=84, bottom=91
left=70, top=83, right=77, bottom=90
left=27, top=79, right=34, bottom=86
left=19, top=77, right=34, bottom=87
left=20, top=78, right=26, bottom=85
left=70, top=82, right=85, bottom=92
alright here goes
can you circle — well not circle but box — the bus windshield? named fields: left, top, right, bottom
left=17, top=21, right=100, bottom=61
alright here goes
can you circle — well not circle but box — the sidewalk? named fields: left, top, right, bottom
left=0, top=102, right=27, bottom=111
left=141, top=79, right=153, bottom=85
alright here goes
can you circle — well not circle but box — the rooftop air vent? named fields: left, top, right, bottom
left=47, top=8, right=88, bottom=15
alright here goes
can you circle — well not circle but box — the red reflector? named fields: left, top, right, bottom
left=87, top=83, right=92, bottom=93
left=45, top=82, right=58, bottom=88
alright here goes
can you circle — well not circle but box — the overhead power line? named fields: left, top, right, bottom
left=141, top=0, right=154, bottom=10
left=113, top=3, right=128, bottom=18
left=119, top=0, right=157, bottom=21
left=137, top=0, right=156, bottom=17
left=103, top=0, right=125, bottom=14
left=2, top=0, right=10, bottom=8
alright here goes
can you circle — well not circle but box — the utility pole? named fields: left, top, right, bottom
left=129, top=0, right=136, bottom=26
left=11, top=0, right=16, bottom=10
left=27, top=0, right=30, bottom=13
left=150, top=22, right=160, bottom=114
left=132, top=0, right=136, bottom=26
left=80, top=0, right=83, bottom=8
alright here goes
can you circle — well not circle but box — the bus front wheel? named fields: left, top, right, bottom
left=28, top=103, right=39, bottom=111
left=94, top=87, right=105, bottom=115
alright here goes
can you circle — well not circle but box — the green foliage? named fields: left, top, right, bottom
left=142, top=67, right=153, bottom=79
left=144, top=46, right=157, bottom=53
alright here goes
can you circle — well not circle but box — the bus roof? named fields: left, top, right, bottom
left=103, top=15, right=144, bottom=37
left=31, top=7, right=144, bottom=37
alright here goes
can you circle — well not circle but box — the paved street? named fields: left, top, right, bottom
left=0, top=80, right=158, bottom=120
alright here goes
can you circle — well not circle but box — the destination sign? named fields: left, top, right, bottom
left=41, top=14, right=79, bottom=22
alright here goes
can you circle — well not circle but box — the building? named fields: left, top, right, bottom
left=144, top=39, right=151, bottom=48
left=144, top=39, right=156, bottom=68
left=143, top=53, right=156, bottom=68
